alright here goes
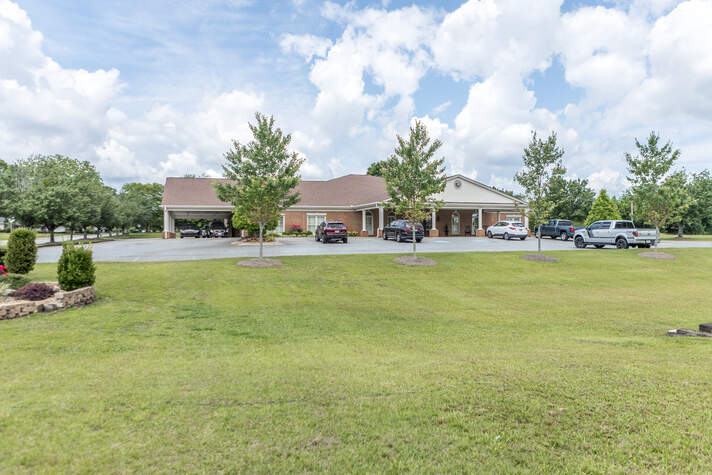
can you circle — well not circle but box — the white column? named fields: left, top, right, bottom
left=163, top=207, right=170, bottom=238
left=431, top=210, right=437, bottom=230
left=378, top=206, right=384, bottom=234
left=524, top=214, right=529, bottom=229
left=478, top=208, right=483, bottom=230
left=361, top=209, right=367, bottom=232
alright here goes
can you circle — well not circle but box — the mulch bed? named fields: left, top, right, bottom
left=237, top=258, right=284, bottom=268
left=393, top=256, right=438, bottom=267
left=520, top=254, right=560, bottom=263
left=639, top=251, right=675, bottom=260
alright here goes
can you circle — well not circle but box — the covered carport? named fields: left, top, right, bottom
left=161, top=177, right=234, bottom=238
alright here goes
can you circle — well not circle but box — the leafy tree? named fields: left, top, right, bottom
left=0, top=160, right=12, bottom=219
left=678, top=170, right=712, bottom=235
left=548, top=176, right=596, bottom=224
left=215, top=113, right=304, bottom=259
left=95, top=186, right=121, bottom=237
left=381, top=120, right=446, bottom=258
left=515, top=131, right=566, bottom=255
left=585, top=190, right=622, bottom=225
left=119, top=183, right=164, bottom=231
left=366, top=160, right=389, bottom=177
left=625, top=132, right=693, bottom=251
left=7, top=155, right=103, bottom=243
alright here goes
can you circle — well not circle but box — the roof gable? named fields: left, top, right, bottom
left=434, top=175, right=525, bottom=205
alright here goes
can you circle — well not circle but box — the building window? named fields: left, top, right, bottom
left=451, top=211, right=460, bottom=235
left=505, top=214, right=522, bottom=223
left=472, top=213, right=479, bottom=231
left=387, top=212, right=396, bottom=225
left=307, top=214, right=326, bottom=233
left=276, top=215, right=285, bottom=234
left=365, top=211, right=373, bottom=235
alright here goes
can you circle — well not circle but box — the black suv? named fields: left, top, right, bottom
left=383, top=220, right=424, bottom=242
left=315, top=221, right=348, bottom=243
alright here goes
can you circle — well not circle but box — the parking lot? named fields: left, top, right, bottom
left=36, top=236, right=712, bottom=263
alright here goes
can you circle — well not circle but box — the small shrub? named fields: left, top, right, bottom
left=5, top=229, right=37, bottom=274
left=57, top=243, right=96, bottom=291
left=12, top=282, right=56, bottom=301
left=289, top=224, right=303, bottom=233
left=0, top=246, right=6, bottom=265
left=0, top=273, right=32, bottom=290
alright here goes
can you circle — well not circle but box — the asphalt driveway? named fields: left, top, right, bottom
left=36, top=236, right=712, bottom=263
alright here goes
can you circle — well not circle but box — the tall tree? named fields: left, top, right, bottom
left=381, top=120, right=446, bottom=258
left=680, top=170, right=712, bottom=235
left=215, top=113, right=304, bottom=259
left=515, top=131, right=566, bottom=255
left=585, top=190, right=622, bottom=225
left=548, top=176, right=596, bottom=224
left=7, top=155, right=103, bottom=243
left=366, top=160, right=389, bottom=177
left=625, top=132, right=693, bottom=251
left=119, top=183, right=164, bottom=231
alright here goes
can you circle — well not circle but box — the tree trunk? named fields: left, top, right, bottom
left=412, top=226, right=417, bottom=257
left=49, top=228, right=55, bottom=244
left=83, top=228, right=88, bottom=240
left=655, top=225, right=660, bottom=253
left=677, top=221, right=683, bottom=238
left=70, top=228, right=74, bottom=241
left=538, top=233, right=542, bottom=255
left=259, top=222, right=264, bottom=259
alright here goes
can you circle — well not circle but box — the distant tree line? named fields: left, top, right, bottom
left=0, top=155, right=164, bottom=243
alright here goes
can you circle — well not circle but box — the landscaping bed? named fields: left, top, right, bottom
left=0, top=284, right=95, bottom=320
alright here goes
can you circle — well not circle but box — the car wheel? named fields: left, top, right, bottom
left=416, top=238, right=422, bottom=243
left=180, top=236, right=184, bottom=239
left=560, top=232, right=569, bottom=241
left=594, top=245, right=605, bottom=249
left=487, top=231, right=492, bottom=238
left=616, top=238, right=628, bottom=249
left=504, top=232, right=510, bottom=240
left=574, top=236, right=586, bottom=248
left=322, top=237, right=328, bottom=244
left=520, top=236, right=526, bottom=241
left=343, top=238, right=348, bottom=243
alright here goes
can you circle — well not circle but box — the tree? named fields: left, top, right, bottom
left=625, top=132, right=693, bottom=252
left=585, top=190, right=622, bottom=225
left=7, top=155, right=103, bottom=243
left=95, top=186, right=121, bottom=237
left=381, top=120, right=446, bottom=258
left=215, top=113, right=304, bottom=259
left=548, top=176, right=596, bottom=224
left=119, top=183, right=164, bottom=231
left=678, top=170, right=712, bottom=235
left=366, top=160, right=389, bottom=177
left=515, top=131, right=566, bottom=255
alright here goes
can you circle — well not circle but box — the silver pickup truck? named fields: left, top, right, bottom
left=573, top=220, right=657, bottom=249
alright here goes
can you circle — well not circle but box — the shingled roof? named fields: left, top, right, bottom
left=161, top=174, right=389, bottom=208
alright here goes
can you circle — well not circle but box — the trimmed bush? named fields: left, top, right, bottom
left=0, top=273, right=33, bottom=290
left=57, top=243, right=96, bottom=291
left=12, top=283, right=56, bottom=301
left=5, top=229, right=37, bottom=275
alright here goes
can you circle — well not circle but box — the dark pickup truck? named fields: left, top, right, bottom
left=536, top=219, right=581, bottom=241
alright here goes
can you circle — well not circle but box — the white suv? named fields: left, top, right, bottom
left=486, top=221, right=528, bottom=240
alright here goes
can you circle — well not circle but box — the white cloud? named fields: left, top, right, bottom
left=279, top=34, right=332, bottom=62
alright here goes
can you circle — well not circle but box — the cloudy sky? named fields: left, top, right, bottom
left=1, top=0, right=711, bottom=193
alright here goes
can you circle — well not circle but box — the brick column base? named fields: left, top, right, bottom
left=429, top=229, right=439, bottom=237
left=163, top=232, right=176, bottom=239
left=360, top=230, right=369, bottom=237
left=475, top=229, right=485, bottom=237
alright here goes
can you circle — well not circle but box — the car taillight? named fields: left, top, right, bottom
left=404, top=227, right=411, bottom=232
left=570, top=227, right=574, bottom=232
left=509, top=226, right=516, bottom=230
left=633, top=231, right=638, bottom=237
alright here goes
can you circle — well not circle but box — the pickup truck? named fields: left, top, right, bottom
left=536, top=219, right=581, bottom=241
left=573, top=220, right=657, bottom=249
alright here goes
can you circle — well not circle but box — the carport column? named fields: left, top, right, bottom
left=360, top=209, right=368, bottom=237
left=429, top=209, right=438, bottom=237
left=377, top=206, right=384, bottom=237
left=525, top=212, right=531, bottom=236
left=162, top=207, right=176, bottom=239
left=476, top=208, right=484, bottom=237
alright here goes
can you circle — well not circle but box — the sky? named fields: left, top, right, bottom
left=1, top=0, right=711, bottom=194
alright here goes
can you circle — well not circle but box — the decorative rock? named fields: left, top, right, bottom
left=700, top=323, right=712, bottom=334
left=667, top=328, right=712, bottom=337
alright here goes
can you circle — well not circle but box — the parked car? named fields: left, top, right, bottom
left=486, top=221, right=528, bottom=240
left=200, top=226, right=211, bottom=238
left=209, top=222, right=227, bottom=238
left=573, top=220, right=657, bottom=249
left=536, top=219, right=583, bottom=241
left=315, top=221, right=348, bottom=243
left=382, top=220, right=424, bottom=242
left=179, top=227, right=201, bottom=238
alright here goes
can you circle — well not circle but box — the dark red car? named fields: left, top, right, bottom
left=315, top=221, right=348, bottom=244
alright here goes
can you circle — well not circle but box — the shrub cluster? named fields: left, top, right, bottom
left=0, top=246, right=6, bottom=265
left=5, top=229, right=37, bottom=274
left=12, top=283, right=56, bottom=301
left=0, top=273, right=32, bottom=290
left=57, top=243, right=96, bottom=291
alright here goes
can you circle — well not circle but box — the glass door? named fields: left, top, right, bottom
left=451, top=211, right=460, bottom=235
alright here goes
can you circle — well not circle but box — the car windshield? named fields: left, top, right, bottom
left=327, top=223, right=345, bottom=228
left=560, top=220, right=572, bottom=226
left=511, top=222, right=525, bottom=227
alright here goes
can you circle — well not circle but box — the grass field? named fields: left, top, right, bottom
left=0, top=232, right=162, bottom=243
left=2, top=250, right=712, bottom=472
left=661, top=233, right=712, bottom=241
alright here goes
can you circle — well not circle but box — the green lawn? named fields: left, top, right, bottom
left=2, top=250, right=712, bottom=472
left=661, top=233, right=712, bottom=241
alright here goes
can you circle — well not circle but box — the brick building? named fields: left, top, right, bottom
left=161, top=174, right=527, bottom=238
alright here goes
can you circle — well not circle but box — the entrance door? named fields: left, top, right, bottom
left=472, top=213, right=479, bottom=234
left=451, top=211, right=460, bottom=235
left=366, top=211, right=374, bottom=235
